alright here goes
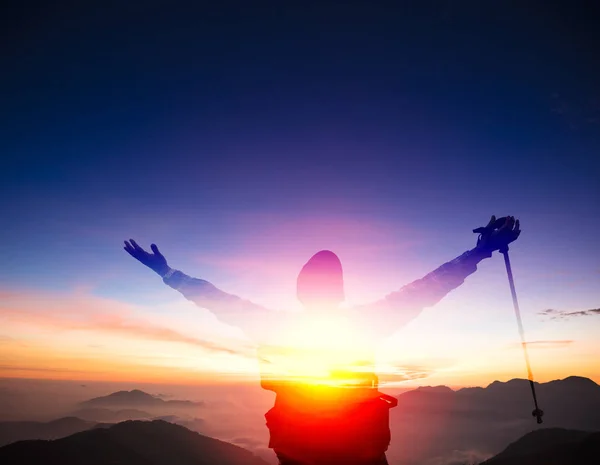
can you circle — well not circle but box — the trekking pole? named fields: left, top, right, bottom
left=473, top=217, right=544, bottom=424
left=499, top=245, right=544, bottom=424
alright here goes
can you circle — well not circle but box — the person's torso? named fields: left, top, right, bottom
left=257, top=311, right=377, bottom=397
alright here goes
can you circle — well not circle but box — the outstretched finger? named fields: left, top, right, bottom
left=130, top=239, right=144, bottom=252
left=151, top=244, right=163, bottom=257
left=124, top=241, right=136, bottom=256
left=486, top=215, right=496, bottom=228
left=514, top=219, right=520, bottom=232
left=501, top=216, right=514, bottom=230
left=507, top=216, right=515, bottom=230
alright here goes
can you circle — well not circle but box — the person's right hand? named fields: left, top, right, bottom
left=124, top=239, right=170, bottom=277
left=475, top=215, right=521, bottom=254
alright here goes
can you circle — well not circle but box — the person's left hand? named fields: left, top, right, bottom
left=475, top=215, right=521, bottom=254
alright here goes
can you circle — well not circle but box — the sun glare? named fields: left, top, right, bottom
left=258, top=314, right=377, bottom=389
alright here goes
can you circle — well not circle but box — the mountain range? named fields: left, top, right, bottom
left=394, top=376, right=600, bottom=428
left=0, top=420, right=269, bottom=465
left=2, top=419, right=598, bottom=465
left=1, top=377, right=598, bottom=464
left=387, top=376, right=600, bottom=464
left=0, top=416, right=98, bottom=447
left=70, top=407, right=153, bottom=422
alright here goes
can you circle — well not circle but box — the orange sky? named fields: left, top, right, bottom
left=1, top=285, right=598, bottom=388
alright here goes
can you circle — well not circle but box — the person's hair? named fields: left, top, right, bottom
left=296, top=250, right=344, bottom=305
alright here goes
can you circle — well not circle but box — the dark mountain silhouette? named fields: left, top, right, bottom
left=71, top=407, right=153, bottom=422
left=0, top=420, right=269, bottom=465
left=81, top=389, right=203, bottom=409
left=394, top=376, right=600, bottom=427
left=387, top=376, right=600, bottom=465
left=414, top=385, right=454, bottom=394
left=480, top=428, right=600, bottom=465
left=0, top=417, right=95, bottom=447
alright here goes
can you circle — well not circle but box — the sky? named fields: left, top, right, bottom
left=1, top=1, right=599, bottom=388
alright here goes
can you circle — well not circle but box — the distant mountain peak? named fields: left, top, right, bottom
left=560, top=375, right=598, bottom=385
left=415, top=385, right=454, bottom=394
left=80, top=390, right=202, bottom=409
left=485, top=376, right=597, bottom=389
left=486, top=378, right=530, bottom=388
left=47, top=417, right=89, bottom=426
left=104, top=390, right=157, bottom=400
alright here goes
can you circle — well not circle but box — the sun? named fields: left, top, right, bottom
left=258, top=313, right=377, bottom=388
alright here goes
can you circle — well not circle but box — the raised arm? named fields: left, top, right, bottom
left=352, top=216, right=521, bottom=337
left=124, top=240, right=282, bottom=341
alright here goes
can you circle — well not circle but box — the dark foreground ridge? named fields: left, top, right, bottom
left=0, top=420, right=269, bottom=465
left=481, top=428, right=600, bottom=465
left=0, top=416, right=96, bottom=447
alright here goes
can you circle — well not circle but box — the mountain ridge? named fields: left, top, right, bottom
left=0, top=416, right=96, bottom=447
left=387, top=375, right=600, bottom=464
left=0, top=419, right=269, bottom=465
left=80, top=389, right=204, bottom=409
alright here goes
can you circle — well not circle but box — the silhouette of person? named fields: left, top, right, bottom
left=124, top=215, right=520, bottom=465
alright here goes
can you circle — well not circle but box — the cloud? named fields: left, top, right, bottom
left=424, top=449, right=491, bottom=465
left=539, top=308, right=600, bottom=320
left=231, top=436, right=263, bottom=449
left=377, top=364, right=434, bottom=384
left=0, top=287, right=255, bottom=360
left=519, top=340, right=574, bottom=349
left=67, top=314, right=253, bottom=357
left=0, top=365, right=90, bottom=374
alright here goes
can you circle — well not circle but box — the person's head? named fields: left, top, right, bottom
left=296, top=250, right=344, bottom=311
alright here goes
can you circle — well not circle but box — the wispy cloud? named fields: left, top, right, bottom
left=66, top=314, right=252, bottom=357
left=518, top=340, right=574, bottom=349
left=0, top=365, right=91, bottom=374
left=539, top=308, right=600, bottom=320
left=377, top=364, right=434, bottom=384
left=0, top=287, right=254, bottom=360
left=424, top=449, right=491, bottom=465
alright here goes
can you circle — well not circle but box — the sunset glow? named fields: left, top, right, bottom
left=1, top=3, right=598, bottom=398
left=1, top=229, right=599, bottom=389
left=258, top=314, right=376, bottom=387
